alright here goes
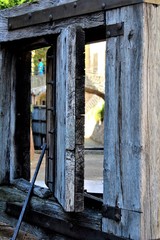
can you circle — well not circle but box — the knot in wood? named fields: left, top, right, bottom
left=128, top=30, right=134, bottom=41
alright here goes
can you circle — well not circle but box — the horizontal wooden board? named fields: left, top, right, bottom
left=6, top=202, right=129, bottom=240
left=8, top=0, right=160, bottom=31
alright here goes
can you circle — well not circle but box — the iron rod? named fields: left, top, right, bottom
left=11, top=143, right=47, bottom=240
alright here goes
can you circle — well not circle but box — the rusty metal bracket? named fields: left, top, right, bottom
left=8, top=0, right=145, bottom=31
left=106, top=22, right=124, bottom=38
left=102, top=205, right=122, bottom=222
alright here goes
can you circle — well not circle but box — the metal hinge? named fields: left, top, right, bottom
left=102, top=204, right=122, bottom=222
left=106, top=22, right=124, bottom=38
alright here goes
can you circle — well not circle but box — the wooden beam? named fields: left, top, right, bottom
left=6, top=202, right=130, bottom=240
left=8, top=0, right=160, bottom=31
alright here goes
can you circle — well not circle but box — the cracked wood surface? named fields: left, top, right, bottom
left=0, top=185, right=102, bottom=240
left=103, top=3, right=160, bottom=240
left=55, top=26, right=85, bottom=212
left=0, top=0, right=104, bottom=43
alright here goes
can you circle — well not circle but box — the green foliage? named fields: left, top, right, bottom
left=95, top=102, right=105, bottom=123
left=0, top=0, right=32, bottom=9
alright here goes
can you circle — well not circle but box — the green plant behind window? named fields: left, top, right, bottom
left=0, top=0, right=33, bottom=9
left=95, top=102, right=105, bottom=123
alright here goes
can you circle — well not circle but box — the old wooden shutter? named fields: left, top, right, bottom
left=46, top=26, right=85, bottom=212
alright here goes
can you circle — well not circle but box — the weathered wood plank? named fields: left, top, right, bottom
left=6, top=0, right=160, bottom=31
left=6, top=202, right=128, bottom=240
left=0, top=47, right=12, bottom=184
left=1, top=0, right=159, bottom=44
left=140, top=4, right=160, bottom=239
left=103, top=4, right=143, bottom=240
left=0, top=185, right=102, bottom=231
left=0, top=9, right=104, bottom=43
left=103, top=3, right=160, bottom=240
left=12, top=178, right=51, bottom=199
left=55, top=26, right=85, bottom=212
left=7, top=0, right=140, bottom=31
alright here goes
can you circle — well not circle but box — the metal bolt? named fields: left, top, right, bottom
left=102, top=3, right=106, bottom=9
left=73, top=2, right=77, bottom=8
left=106, top=31, right=111, bottom=37
left=115, top=213, right=121, bottom=222
left=28, top=12, right=32, bottom=19
left=8, top=23, right=12, bottom=30
left=117, top=23, right=122, bottom=30
left=49, top=14, right=53, bottom=21
left=70, top=223, right=73, bottom=229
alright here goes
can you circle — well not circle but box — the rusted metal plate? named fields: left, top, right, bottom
left=102, top=205, right=122, bottom=222
left=8, top=0, right=146, bottom=31
left=106, top=22, right=124, bottom=38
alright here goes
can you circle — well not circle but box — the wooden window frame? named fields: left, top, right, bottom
left=1, top=25, right=106, bottom=212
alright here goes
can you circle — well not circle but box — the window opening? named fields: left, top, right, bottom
left=18, top=33, right=105, bottom=209
left=30, top=47, right=48, bottom=188
left=16, top=38, right=106, bottom=205
left=84, top=41, right=106, bottom=196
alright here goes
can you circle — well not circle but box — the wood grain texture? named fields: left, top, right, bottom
left=0, top=185, right=102, bottom=232
left=140, top=4, right=160, bottom=239
left=103, top=3, right=160, bottom=240
left=103, top=4, right=143, bottom=240
left=0, top=1, right=159, bottom=43
left=0, top=6, right=104, bottom=43
left=13, top=178, right=51, bottom=199
left=55, top=26, right=85, bottom=212
left=0, top=46, right=31, bottom=183
left=0, top=47, right=11, bottom=184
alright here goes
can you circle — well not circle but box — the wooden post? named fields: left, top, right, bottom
left=103, top=3, right=160, bottom=240
left=0, top=47, right=12, bottom=184
left=55, top=26, right=85, bottom=212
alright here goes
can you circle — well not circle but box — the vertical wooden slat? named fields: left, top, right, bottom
left=75, top=27, right=85, bottom=211
left=140, top=4, right=160, bottom=239
left=0, top=46, right=12, bottom=184
left=45, top=46, right=56, bottom=192
left=101, top=3, right=160, bottom=239
left=103, top=4, right=143, bottom=239
left=55, top=26, right=85, bottom=212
